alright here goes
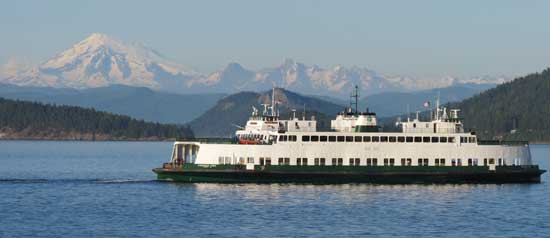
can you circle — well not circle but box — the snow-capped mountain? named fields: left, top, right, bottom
left=0, top=33, right=508, bottom=98
left=0, top=33, right=199, bottom=91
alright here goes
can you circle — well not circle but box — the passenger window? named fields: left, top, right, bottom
left=297, top=158, right=302, bottom=166
left=380, top=136, right=388, bottom=142
left=389, top=158, right=395, bottom=166
left=389, top=137, right=397, bottom=143
left=372, top=136, right=380, bottom=142
left=383, top=158, right=389, bottom=166
left=302, top=135, right=310, bottom=142
left=329, top=136, right=336, bottom=142
left=302, top=158, right=308, bottom=166
left=440, top=137, right=447, bottom=143
left=337, top=158, right=343, bottom=166
left=414, top=137, right=422, bottom=143
left=440, top=159, right=445, bottom=166
left=311, top=136, right=319, bottom=142
left=423, top=137, right=430, bottom=143
left=314, top=158, right=320, bottom=165
left=355, top=136, right=362, bottom=142
left=337, top=136, right=345, bottom=142
left=366, top=158, right=372, bottom=166
left=448, top=137, right=455, bottom=143
left=406, top=136, right=413, bottom=143
left=284, top=157, right=290, bottom=165
left=423, top=158, right=428, bottom=166
left=265, top=158, right=271, bottom=166
left=320, top=158, right=326, bottom=166
left=332, top=158, right=337, bottom=166
left=278, top=157, right=283, bottom=165
left=363, top=136, right=371, bottom=142
left=349, top=158, right=354, bottom=166
left=320, top=136, right=327, bottom=142
left=373, top=158, right=378, bottom=166
left=432, top=137, right=439, bottom=143
left=346, top=136, right=353, bottom=142
left=398, top=136, right=405, bottom=143
left=355, top=158, right=360, bottom=166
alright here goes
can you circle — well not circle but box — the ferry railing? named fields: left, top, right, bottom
left=175, top=137, right=274, bottom=145
left=477, top=140, right=528, bottom=146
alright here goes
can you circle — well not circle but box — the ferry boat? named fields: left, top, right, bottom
left=153, top=88, right=545, bottom=184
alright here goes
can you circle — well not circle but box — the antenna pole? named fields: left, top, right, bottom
left=271, top=88, right=275, bottom=117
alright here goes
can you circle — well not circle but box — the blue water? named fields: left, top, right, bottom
left=0, top=141, right=549, bottom=238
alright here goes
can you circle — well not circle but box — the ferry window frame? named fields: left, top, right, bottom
left=247, top=157, right=254, bottom=164
left=289, top=135, right=297, bottom=142
left=355, top=158, right=360, bottom=166
left=260, top=157, right=265, bottom=166
left=320, top=136, right=328, bottom=142
left=311, top=135, right=319, bottom=142
left=345, top=136, right=353, bottom=142
left=278, top=157, right=284, bottom=165
left=401, top=158, right=406, bottom=166
left=364, top=136, right=371, bottom=142
left=423, top=158, right=429, bottom=166
left=366, top=158, right=372, bottom=166
left=302, top=158, right=308, bottom=166
left=266, top=157, right=271, bottom=166
left=383, top=158, right=389, bottom=166
left=440, top=158, right=445, bottom=166
left=349, top=158, right=354, bottom=166
left=284, top=157, right=290, bottom=165
left=468, top=137, right=475, bottom=143
left=390, top=158, right=395, bottom=166
left=329, top=136, right=336, bottom=142
left=302, top=135, right=310, bottom=142
left=418, top=158, right=423, bottom=166
left=337, top=158, right=343, bottom=166
left=398, top=136, right=405, bottom=143
left=389, top=137, right=397, bottom=143
left=372, top=136, right=380, bottom=142
left=431, top=137, right=439, bottom=143
left=435, top=158, right=440, bottom=166
left=218, top=156, right=224, bottom=164
left=354, top=136, right=362, bottom=142
left=297, top=158, right=302, bottom=166
left=320, top=158, right=326, bottom=166
left=380, top=136, right=388, bottom=142
left=314, top=158, right=320, bottom=165
left=423, top=136, right=430, bottom=143
left=406, top=136, right=413, bottom=143
left=414, top=136, right=422, bottom=143
left=332, top=158, right=337, bottom=166
left=373, top=158, right=378, bottom=166
left=440, top=137, right=447, bottom=143
left=448, top=137, right=455, bottom=143
left=337, top=136, right=345, bottom=142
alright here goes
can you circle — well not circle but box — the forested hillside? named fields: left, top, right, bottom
left=458, top=68, right=550, bottom=141
left=0, top=98, right=194, bottom=140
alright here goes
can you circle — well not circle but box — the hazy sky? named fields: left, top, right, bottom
left=1, top=0, right=549, bottom=78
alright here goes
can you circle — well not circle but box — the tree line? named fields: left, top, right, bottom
left=0, top=97, right=194, bottom=140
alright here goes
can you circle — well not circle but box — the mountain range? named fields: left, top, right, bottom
left=0, top=84, right=224, bottom=123
left=0, top=33, right=507, bottom=98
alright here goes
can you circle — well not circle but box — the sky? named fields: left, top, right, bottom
left=1, top=0, right=550, bottom=78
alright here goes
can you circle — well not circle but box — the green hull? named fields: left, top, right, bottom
left=153, top=164, right=545, bottom=184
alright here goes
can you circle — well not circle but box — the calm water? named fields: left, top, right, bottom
left=0, top=141, right=549, bottom=238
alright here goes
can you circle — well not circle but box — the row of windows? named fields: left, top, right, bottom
left=281, top=135, right=477, bottom=144
left=221, top=156, right=508, bottom=166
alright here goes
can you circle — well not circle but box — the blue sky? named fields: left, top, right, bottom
left=1, top=0, right=549, bottom=78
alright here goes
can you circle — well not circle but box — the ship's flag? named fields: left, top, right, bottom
left=423, top=101, right=431, bottom=108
